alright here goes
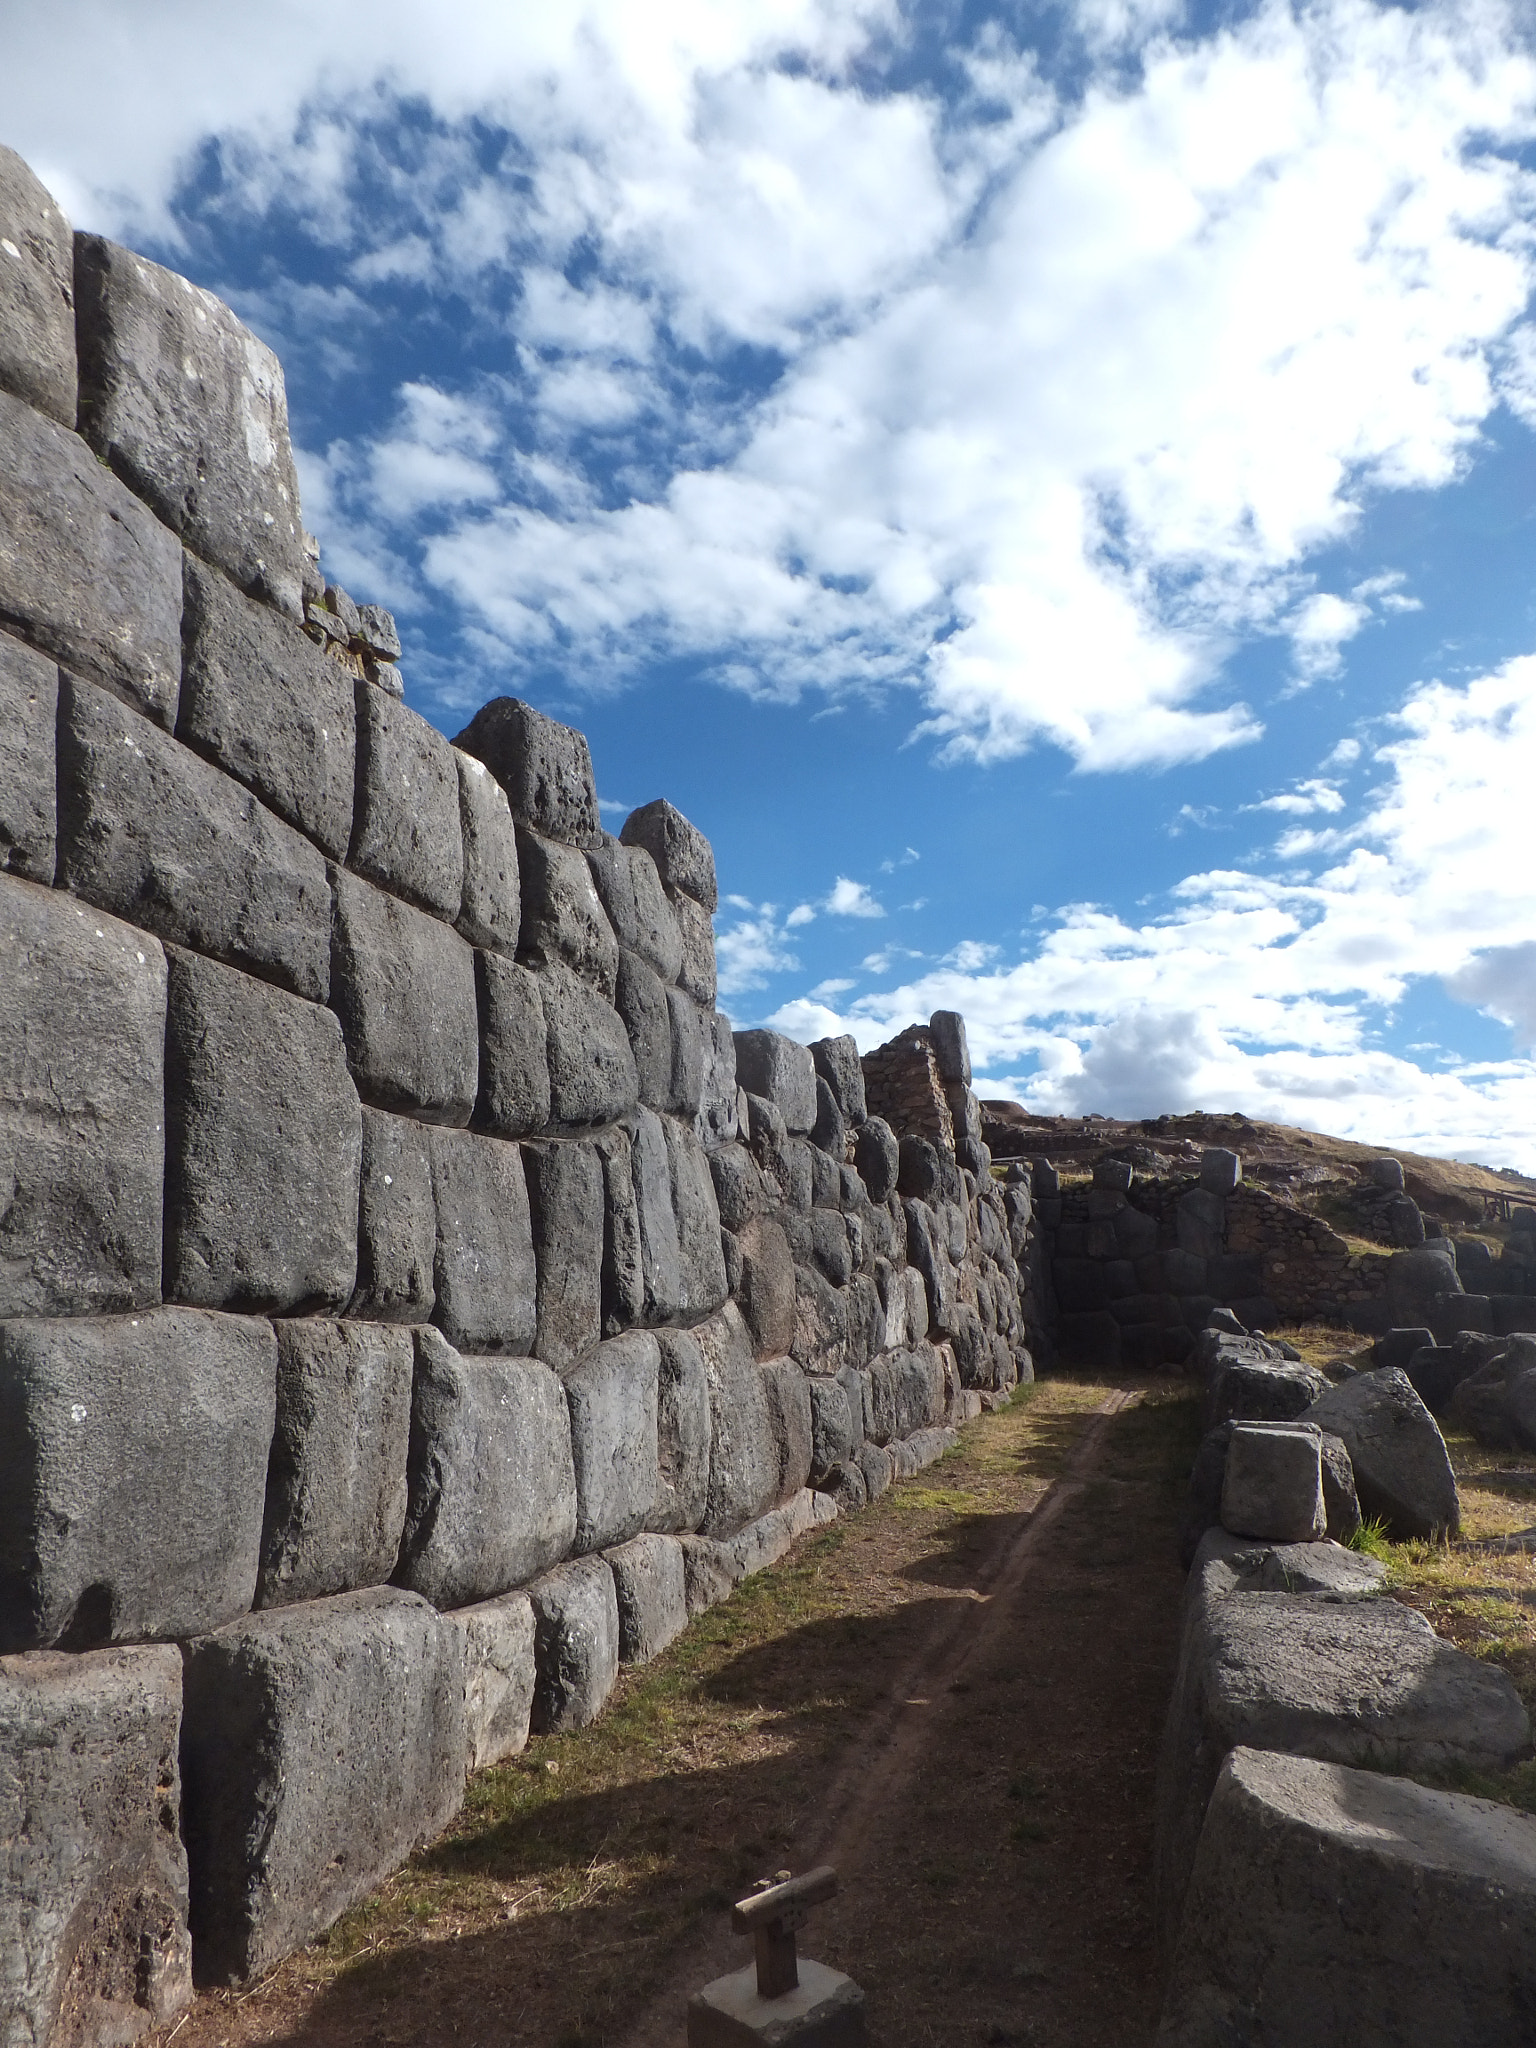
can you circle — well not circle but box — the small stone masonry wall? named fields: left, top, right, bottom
left=0, top=145, right=1037, bottom=2043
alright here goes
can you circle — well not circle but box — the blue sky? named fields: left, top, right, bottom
left=12, top=0, right=1536, bottom=1166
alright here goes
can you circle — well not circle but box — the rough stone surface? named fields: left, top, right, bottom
left=349, top=1107, right=437, bottom=1324
left=667, top=987, right=706, bottom=1117
left=620, top=798, right=718, bottom=913
left=0, top=876, right=167, bottom=1317
left=447, top=1589, right=536, bottom=1770
left=1158, top=1747, right=1536, bottom=2048
left=1305, top=1367, right=1460, bottom=1539
left=453, top=698, right=601, bottom=848
left=0, top=1643, right=192, bottom=2048
left=1220, top=1425, right=1326, bottom=1544
left=426, top=1127, right=537, bottom=1355
left=696, top=1011, right=739, bottom=1152
left=58, top=671, right=332, bottom=1001
left=928, top=1010, right=971, bottom=1087
left=75, top=236, right=306, bottom=619
left=528, top=1556, right=619, bottom=1732
left=650, top=1330, right=712, bottom=1535
left=666, top=1114, right=731, bottom=1324
left=566, top=1332, right=661, bottom=1555
left=1199, top=1148, right=1242, bottom=1196
left=330, top=867, right=479, bottom=1125
left=517, top=827, right=619, bottom=997
left=0, top=146, right=76, bottom=425
left=808, top=1378, right=857, bottom=1483
left=736, top=1215, right=797, bottom=1359
left=695, top=1306, right=781, bottom=1537
left=523, top=1139, right=603, bottom=1372
left=672, top=889, right=717, bottom=1008
left=853, top=1117, right=900, bottom=1203
left=1206, top=1360, right=1327, bottom=1431
left=181, top=1588, right=467, bottom=1985
left=350, top=688, right=464, bottom=918
left=855, top=1441, right=894, bottom=1501
left=179, top=557, right=355, bottom=859
left=0, top=628, right=56, bottom=881
left=395, top=1330, right=576, bottom=1607
left=0, top=1309, right=276, bottom=1653
left=474, top=951, right=550, bottom=1138
left=811, top=1034, right=868, bottom=1125
left=256, top=1320, right=413, bottom=1608
left=453, top=750, right=520, bottom=953
left=606, top=1532, right=688, bottom=1664
left=594, top=1124, right=646, bottom=1335
left=616, top=946, right=673, bottom=1110
left=627, top=1106, right=683, bottom=1323
left=164, top=949, right=361, bottom=1313
left=1386, top=1243, right=1462, bottom=1327
left=541, top=961, right=638, bottom=1128
left=587, top=835, right=682, bottom=982
left=733, top=1032, right=817, bottom=1138
left=1190, top=1527, right=1387, bottom=1606
left=0, top=390, right=183, bottom=727
left=761, top=1359, right=815, bottom=1503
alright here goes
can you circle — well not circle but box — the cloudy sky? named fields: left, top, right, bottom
left=12, top=0, right=1536, bottom=1166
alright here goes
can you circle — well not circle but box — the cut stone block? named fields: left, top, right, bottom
left=0, top=875, right=166, bottom=1316
left=697, top=1008, right=739, bottom=1150
left=1305, top=1366, right=1460, bottom=1539
left=588, top=834, right=683, bottom=982
left=853, top=1117, right=899, bottom=1203
left=673, top=889, right=717, bottom=1007
left=349, top=1107, right=437, bottom=1323
left=426, top=1127, right=537, bottom=1355
left=1158, top=1748, right=1536, bottom=2048
left=542, top=960, right=638, bottom=1127
left=733, top=1030, right=817, bottom=1136
left=475, top=950, right=550, bottom=1137
left=665, top=1113, right=731, bottom=1324
left=616, top=945, right=674, bottom=1109
left=448, top=1588, right=536, bottom=1770
left=75, top=236, right=306, bottom=620
left=394, top=1330, right=576, bottom=1607
left=666, top=986, right=706, bottom=1117
left=256, top=1320, right=413, bottom=1609
left=1220, top=1425, right=1326, bottom=1543
left=0, top=1643, right=191, bottom=2048
left=856, top=1442, right=893, bottom=1499
left=0, top=628, right=56, bottom=881
left=58, top=670, right=332, bottom=1001
left=630, top=1105, right=685, bottom=1323
left=761, top=1359, right=814, bottom=1502
left=181, top=1587, right=468, bottom=1985
left=1205, top=1358, right=1326, bottom=1430
left=350, top=686, right=464, bottom=918
left=524, top=1138, right=604, bottom=1372
left=595, top=1123, right=646, bottom=1335
left=791, top=1263, right=847, bottom=1374
left=650, top=1328, right=712, bottom=1535
left=453, top=696, right=601, bottom=848
left=164, top=949, right=361, bottom=1313
left=528, top=1556, right=619, bottom=1732
left=178, top=557, right=355, bottom=859
left=566, top=1331, right=661, bottom=1553
left=330, top=865, right=479, bottom=1124
left=1199, top=1147, right=1242, bottom=1195
left=607, top=1532, right=688, bottom=1664
left=0, top=1308, right=276, bottom=1652
left=517, top=826, right=619, bottom=997
left=737, top=1215, right=797, bottom=1360
left=454, top=749, right=520, bottom=953
left=688, top=1958, right=866, bottom=2048
left=1189, top=1527, right=1387, bottom=1607
left=0, top=390, right=182, bottom=727
left=620, top=797, right=718, bottom=913
left=0, top=146, right=76, bottom=425
left=810, top=1033, right=867, bottom=1124
left=695, top=1305, right=781, bottom=1537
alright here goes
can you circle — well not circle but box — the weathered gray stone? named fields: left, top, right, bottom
left=447, top=1589, right=535, bottom=1769
left=0, top=1309, right=276, bottom=1653
left=395, top=1330, right=576, bottom=1606
left=181, top=1587, right=467, bottom=1985
left=528, top=1556, right=619, bottom=1732
left=808, top=1377, right=857, bottom=1483
left=898, top=1136, right=944, bottom=1203
left=75, top=237, right=306, bottom=620
left=1189, top=1527, right=1387, bottom=1607
left=1177, top=1187, right=1226, bottom=1260
left=761, top=1360, right=814, bottom=1503
left=0, top=391, right=182, bottom=727
left=475, top=950, right=550, bottom=1137
left=1158, top=1748, right=1536, bottom=2048
left=1220, top=1425, right=1326, bottom=1543
left=791, top=1262, right=847, bottom=1372
left=1448, top=1335, right=1536, bottom=1450
left=566, top=1331, right=661, bottom=1554
left=809, top=1075, right=846, bottom=1163
left=1318, top=1431, right=1362, bottom=1541
left=856, top=1441, right=894, bottom=1500
left=844, top=1274, right=885, bottom=1371
left=606, top=1532, right=688, bottom=1664
left=709, top=1143, right=772, bottom=1232
left=330, top=866, right=479, bottom=1124
left=928, top=1009, right=970, bottom=1086
left=453, top=697, right=601, bottom=848
left=595, top=1124, right=646, bottom=1335
left=348, top=1107, right=436, bottom=1323
left=1369, top=1155, right=1407, bottom=1191
left=854, top=1117, right=900, bottom=1202
left=58, top=671, right=332, bottom=1000
left=587, top=835, right=683, bottom=982
left=0, top=148, right=76, bottom=425
left=695, top=1305, right=781, bottom=1536
left=737, top=1215, right=798, bottom=1360
left=0, top=629, right=55, bottom=881
left=517, top=826, right=619, bottom=997
left=628, top=1105, right=685, bottom=1322
left=453, top=749, right=520, bottom=953
left=0, top=876, right=167, bottom=1316
left=1305, top=1367, right=1459, bottom=1539
left=616, top=946, right=673, bottom=1109
left=350, top=687, right=464, bottom=918
left=820, top=1460, right=869, bottom=1515
left=620, top=797, right=718, bottom=913
left=696, top=1009, right=739, bottom=1150
left=165, top=949, right=360, bottom=1313
left=672, top=889, right=717, bottom=1008
left=650, top=1329, right=712, bottom=1534
left=1386, top=1242, right=1462, bottom=1326
left=256, top=1320, right=413, bottom=1609
left=809, top=1033, right=867, bottom=1124
left=541, top=960, right=638, bottom=1127
left=904, top=1199, right=956, bottom=1333
left=523, top=1139, right=603, bottom=1372
left=665, top=1114, right=730, bottom=1324
left=1206, top=1359, right=1328, bottom=1430
left=807, top=1209, right=853, bottom=1287
left=0, top=1643, right=192, bottom=2048
left=179, top=557, right=355, bottom=859
left=667, top=986, right=707, bottom=1117
left=426, top=1127, right=537, bottom=1355
left=1199, top=1147, right=1242, bottom=1195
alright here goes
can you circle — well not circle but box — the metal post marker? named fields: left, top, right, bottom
left=686, top=1865, right=868, bottom=2047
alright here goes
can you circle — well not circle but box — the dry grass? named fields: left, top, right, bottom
left=1263, top=1324, right=1373, bottom=1375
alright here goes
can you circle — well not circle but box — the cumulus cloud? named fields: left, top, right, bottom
left=825, top=876, right=884, bottom=917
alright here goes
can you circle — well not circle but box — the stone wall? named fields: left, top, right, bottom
left=0, top=145, right=1038, bottom=2044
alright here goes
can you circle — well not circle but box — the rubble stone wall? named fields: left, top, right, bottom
left=0, top=146, right=1037, bottom=2043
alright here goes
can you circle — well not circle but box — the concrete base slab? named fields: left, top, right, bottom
left=688, top=1959, right=866, bottom=2047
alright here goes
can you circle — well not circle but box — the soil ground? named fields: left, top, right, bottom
left=156, top=1373, right=1202, bottom=2048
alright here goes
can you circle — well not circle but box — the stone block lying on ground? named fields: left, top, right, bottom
left=1220, top=1425, right=1325, bottom=1544
left=0, top=1643, right=192, bottom=2048
left=1204, top=1359, right=1327, bottom=1431
left=1305, top=1366, right=1459, bottom=1538
left=1385, top=1242, right=1462, bottom=1327
left=567, top=1332, right=661, bottom=1554
left=528, top=1556, right=619, bottom=1732
left=454, top=696, right=601, bottom=848
left=1158, top=1747, right=1536, bottom=2048
left=1448, top=1334, right=1536, bottom=1451
left=0, top=145, right=76, bottom=425
left=1182, top=1422, right=1358, bottom=1563
left=1189, top=1527, right=1387, bottom=1608
left=350, top=687, right=464, bottom=918
left=0, top=875, right=167, bottom=1317
left=331, top=867, right=479, bottom=1125
left=0, top=627, right=56, bottom=880
left=732, top=1030, right=817, bottom=1136
left=607, top=1532, right=689, bottom=1663
left=181, top=1588, right=468, bottom=1985
left=447, top=1589, right=536, bottom=1770
left=0, top=1308, right=276, bottom=1652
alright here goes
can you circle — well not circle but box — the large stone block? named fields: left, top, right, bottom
left=0, top=1643, right=191, bottom=2048
left=1177, top=1188, right=1226, bottom=1260
left=672, top=889, right=717, bottom=1007
left=447, top=1588, right=535, bottom=1770
left=181, top=1588, right=468, bottom=1985
left=616, top=945, right=673, bottom=1109
left=178, top=557, right=355, bottom=859
left=595, top=1124, right=646, bottom=1334
left=1220, top=1424, right=1325, bottom=1543
left=1206, top=1359, right=1327, bottom=1430
left=809, top=1377, right=857, bottom=1482
left=426, top=1126, right=537, bottom=1354
left=542, top=960, right=638, bottom=1127
left=528, top=1556, right=619, bottom=1732
left=331, top=866, right=479, bottom=1124
left=58, top=671, right=331, bottom=1001
left=0, top=876, right=166, bottom=1316
left=454, top=697, right=601, bottom=847
left=0, top=147, right=76, bottom=425
left=475, top=950, right=550, bottom=1137
left=587, top=835, right=683, bottom=982
left=810, top=1033, right=867, bottom=1124
left=760, top=1360, right=814, bottom=1502
left=454, top=749, right=520, bottom=953
left=1305, top=1367, right=1460, bottom=1539
left=791, top=1262, right=848, bottom=1373
left=75, top=237, right=305, bottom=620
left=517, top=826, right=618, bottom=997
left=566, top=1331, right=661, bottom=1554
left=1159, top=1748, right=1536, bottom=2048
left=695, top=1305, right=780, bottom=1536
left=606, top=1532, right=688, bottom=1664
left=164, top=949, right=360, bottom=1313
left=666, top=986, right=706, bottom=1117
left=696, top=1008, right=739, bottom=1149
left=665, top=1114, right=730, bottom=1324
left=524, top=1139, right=603, bottom=1372
left=256, top=1320, right=413, bottom=1609
left=0, top=628, right=56, bottom=881
left=1386, top=1242, right=1462, bottom=1326
left=629, top=1106, right=684, bottom=1323
left=0, top=1308, right=276, bottom=1652
left=350, top=686, right=464, bottom=918
left=0, top=391, right=182, bottom=727
left=650, top=1329, right=712, bottom=1534
left=349, top=1107, right=436, bottom=1323
left=620, top=797, right=718, bottom=913
left=737, top=1215, right=797, bottom=1359
left=733, top=1030, right=817, bottom=1135
left=395, top=1330, right=576, bottom=1606
left=853, top=1116, right=899, bottom=1203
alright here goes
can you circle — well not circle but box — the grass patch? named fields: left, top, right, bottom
left=1265, top=1323, right=1373, bottom=1374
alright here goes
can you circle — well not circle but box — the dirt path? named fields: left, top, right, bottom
left=161, top=1376, right=1198, bottom=2048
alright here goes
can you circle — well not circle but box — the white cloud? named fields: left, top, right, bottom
left=1250, top=778, right=1346, bottom=816
left=809, top=976, right=856, bottom=999
left=1447, top=943, right=1536, bottom=1051
left=785, top=903, right=817, bottom=927
left=714, top=900, right=802, bottom=995
left=1287, top=593, right=1370, bottom=681
left=825, top=876, right=884, bottom=918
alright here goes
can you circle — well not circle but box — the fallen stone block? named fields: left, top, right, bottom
left=447, top=1589, right=536, bottom=1770
left=181, top=1587, right=468, bottom=1985
left=1220, top=1424, right=1325, bottom=1544
left=607, top=1532, right=688, bottom=1664
left=1205, top=1359, right=1326, bottom=1430
left=620, top=797, right=718, bottom=913
left=349, top=1107, right=437, bottom=1323
left=528, top=1556, right=619, bottom=1732
left=0, top=146, right=76, bottom=425
left=0, top=627, right=56, bottom=880
left=732, top=1029, right=816, bottom=1136
left=1448, top=1335, right=1536, bottom=1451
left=1188, top=1527, right=1387, bottom=1608
left=587, top=834, right=683, bottom=982
left=0, top=1643, right=192, bottom=2048
left=1305, top=1366, right=1459, bottom=1538
left=695, top=1305, right=780, bottom=1536
left=566, top=1332, right=661, bottom=1554
left=453, top=749, right=520, bottom=953
left=331, top=866, right=479, bottom=1124
left=1158, top=1747, right=1536, bottom=2048
left=541, top=959, right=638, bottom=1127
left=256, top=1320, right=413, bottom=1609
left=0, top=875, right=166, bottom=1316
left=453, top=696, right=601, bottom=848
left=350, top=686, right=464, bottom=918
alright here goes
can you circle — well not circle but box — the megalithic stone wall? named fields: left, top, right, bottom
left=0, top=142, right=1038, bottom=2043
